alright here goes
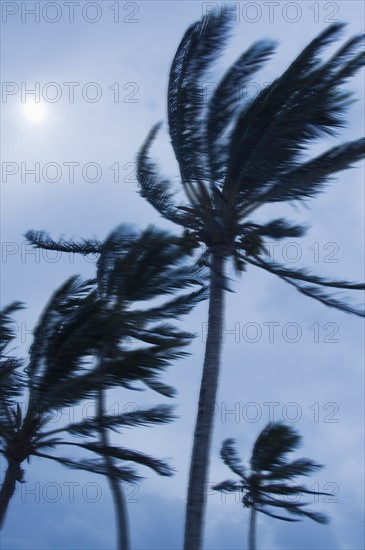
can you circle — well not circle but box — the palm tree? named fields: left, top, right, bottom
left=84, top=223, right=207, bottom=550
left=213, top=423, right=331, bottom=550
left=135, top=10, right=365, bottom=549
left=0, top=282, right=174, bottom=532
left=1, top=225, right=207, bottom=550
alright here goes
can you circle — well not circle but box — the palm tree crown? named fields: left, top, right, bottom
left=213, top=423, right=331, bottom=549
left=137, top=12, right=364, bottom=313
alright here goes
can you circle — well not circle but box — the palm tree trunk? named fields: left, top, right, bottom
left=97, top=381, right=130, bottom=550
left=0, top=460, right=20, bottom=528
left=184, top=249, right=226, bottom=550
left=248, top=505, right=257, bottom=550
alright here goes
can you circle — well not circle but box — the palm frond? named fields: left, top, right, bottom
left=28, top=278, right=99, bottom=401
left=262, top=482, right=331, bottom=498
left=63, top=441, right=174, bottom=477
left=220, top=438, right=247, bottom=478
left=243, top=219, right=308, bottom=240
left=41, top=405, right=177, bottom=439
left=0, top=302, right=24, bottom=349
left=238, top=220, right=307, bottom=257
left=134, top=286, right=208, bottom=323
left=43, top=335, right=188, bottom=410
left=96, top=223, right=138, bottom=299
left=100, top=226, right=207, bottom=304
left=243, top=255, right=365, bottom=317
left=136, top=123, right=191, bottom=226
left=0, top=303, right=25, bottom=411
left=251, top=422, right=301, bottom=472
left=261, top=458, right=323, bottom=481
left=320, top=33, right=365, bottom=77
left=284, top=277, right=364, bottom=317
left=224, top=23, right=364, bottom=204
left=286, top=507, right=329, bottom=524
left=212, top=480, right=242, bottom=493
left=259, top=138, right=365, bottom=203
left=254, top=506, right=300, bottom=522
left=207, top=40, right=277, bottom=182
left=129, top=321, right=194, bottom=345
left=245, top=255, right=365, bottom=290
left=58, top=405, right=175, bottom=437
left=28, top=275, right=95, bottom=378
left=168, top=8, right=234, bottom=184
left=33, top=452, right=141, bottom=483
left=142, top=379, right=176, bottom=398
left=25, top=230, right=102, bottom=255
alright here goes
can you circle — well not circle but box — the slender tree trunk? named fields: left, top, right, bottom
left=97, top=381, right=130, bottom=550
left=248, top=505, right=257, bottom=550
left=0, top=461, right=21, bottom=528
left=184, top=249, right=226, bottom=550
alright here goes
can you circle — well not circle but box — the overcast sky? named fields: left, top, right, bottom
left=1, top=1, right=364, bottom=549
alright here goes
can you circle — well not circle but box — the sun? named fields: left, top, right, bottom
left=22, top=99, right=47, bottom=123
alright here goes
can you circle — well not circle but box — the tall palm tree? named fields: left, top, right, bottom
left=1, top=225, right=207, bottom=550
left=135, top=10, right=365, bottom=549
left=85, top=223, right=207, bottom=550
left=213, top=423, right=332, bottom=550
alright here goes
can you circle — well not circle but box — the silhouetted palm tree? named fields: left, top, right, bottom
left=135, top=10, right=364, bottom=549
left=213, top=423, right=331, bottom=550
left=1, top=226, right=207, bottom=550
left=86, top=224, right=207, bottom=549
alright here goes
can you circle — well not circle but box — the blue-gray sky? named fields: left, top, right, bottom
left=1, top=1, right=364, bottom=549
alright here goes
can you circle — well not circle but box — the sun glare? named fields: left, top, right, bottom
left=22, top=100, right=47, bottom=123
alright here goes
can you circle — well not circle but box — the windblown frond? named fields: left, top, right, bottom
left=168, top=8, right=234, bottom=184
left=25, top=230, right=102, bottom=255
left=0, top=303, right=25, bottom=411
left=283, top=278, right=365, bottom=317
left=135, top=286, right=208, bottom=322
left=254, top=506, right=300, bottom=522
left=96, top=223, right=138, bottom=300
left=34, top=452, right=141, bottom=483
left=211, top=480, right=241, bottom=493
left=97, top=225, right=207, bottom=304
left=224, top=23, right=364, bottom=205
left=27, top=276, right=96, bottom=389
left=246, top=255, right=365, bottom=290
left=220, top=438, right=247, bottom=478
left=259, top=138, right=365, bottom=203
left=137, top=123, right=191, bottom=226
left=261, top=459, right=323, bottom=481
left=240, top=219, right=307, bottom=241
left=65, top=441, right=174, bottom=477
left=243, top=255, right=365, bottom=317
left=59, top=405, right=176, bottom=438
left=207, top=40, right=277, bottom=182
left=251, top=422, right=301, bottom=472
left=257, top=497, right=329, bottom=524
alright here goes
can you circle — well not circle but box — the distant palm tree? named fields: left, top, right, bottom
left=1, top=225, right=207, bottom=550
left=213, top=423, right=331, bottom=550
left=135, top=10, right=364, bottom=548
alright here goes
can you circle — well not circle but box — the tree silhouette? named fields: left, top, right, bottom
left=86, top=224, right=207, bottom=549
left=1, top=225, right=207, bottom=550
left=134, top=10, right=364, bottom=548
left=213, top=423, right=331, bottom=550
